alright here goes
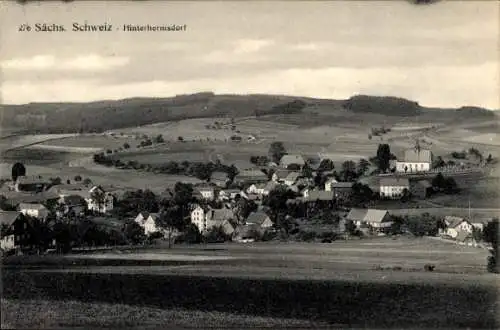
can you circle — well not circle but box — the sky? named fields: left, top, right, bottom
left=0, top=1, right=498, bottom=109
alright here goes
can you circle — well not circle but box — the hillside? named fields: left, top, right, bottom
left=0, top=93, right=496, bottom=134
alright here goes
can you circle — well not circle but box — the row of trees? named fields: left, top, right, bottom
left=93, top=153, right=239, bottom=182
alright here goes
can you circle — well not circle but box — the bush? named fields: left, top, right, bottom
left=424, top=264, right=435, bottom=272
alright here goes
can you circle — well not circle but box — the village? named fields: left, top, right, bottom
left=1, top=139, right=496, bottom=258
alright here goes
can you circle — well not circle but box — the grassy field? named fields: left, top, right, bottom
left=2, top=238, right=498, bottom=329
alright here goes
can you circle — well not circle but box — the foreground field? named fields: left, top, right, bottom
left=3, top=239, right=498, bottom=328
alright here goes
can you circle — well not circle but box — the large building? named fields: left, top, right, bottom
left=395, top=142, right=433, bottom=173
left=379, top=177, right=410, bottom=199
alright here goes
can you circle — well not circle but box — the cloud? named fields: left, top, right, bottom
left=201, top=39, right=275, bottom=64
left=0, top=54, right=130, bottom=71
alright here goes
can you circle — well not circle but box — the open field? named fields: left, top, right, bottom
left=36, top=134, right=138, bottom=151
left=2, top=238, right=498, bottom=329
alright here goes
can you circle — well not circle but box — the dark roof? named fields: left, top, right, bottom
left=444, top=216, right=467, bottom=228
left=379, top=177, right=410, bottom=187
left=305, top=190, right=334, bottom=201
left=273, top=170, right=292, bottom=179
left=15, top=175, right=50, bottom=185
left=331, top=182, right=354, bottom=189
left=346, top=208, right=390, bottom=223
left=246, top=211, right=270, bottom=226
left=0, top=211, right=22, bottom=226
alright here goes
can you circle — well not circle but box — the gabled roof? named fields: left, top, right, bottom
left=220, top=189, right=241, bottom=194
left=264, top=181, right=279, bottom=192
left=273, top=169, right=292, bottom=180
left=304, top=190, right=334, bottom=201
left=211, top=171, right=230, bottom=181
left=246, top=211, right=271, bottom=226
left=0, top=211, right=22, bottom=226
left=207, top=208, right=235, bottom=221
left=285, top=172, right=301, bottom=182
left=444, top=216, right=467, bottom=228
left=403, top=148, right=432, bottom=163
left=379, top=177, right=410, bottom=187
left=18, top=203, right=47, bottom=211
left=234, top=223, right=261, bottom=238
left=280, top=154, right=306, bottom=167
left=346, top=208, right=390, bottom=223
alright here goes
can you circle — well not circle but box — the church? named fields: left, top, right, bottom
left=395, top=141, right=433, bottom=173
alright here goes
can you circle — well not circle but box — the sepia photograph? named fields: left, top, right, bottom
left=0, top=0, right=499, bottom=329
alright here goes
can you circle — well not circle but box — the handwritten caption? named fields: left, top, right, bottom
left=18, top=23, right=187, bottom=32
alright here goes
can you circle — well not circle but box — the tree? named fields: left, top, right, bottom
left=83, top=178, right=93, bottom=186
left=431, top=173, right=446, bottom=190
left=340, top=160, right=357, bottom=182
left=11, top=162, right=26, bottom=182
left=90, top=187, right=106, bottom=213
left=178, top=136, right=184, bottom=142
left=154, top=134, right=165, bottom=144
left=376, top=144, right=391, bottom=173
left=268, top=141, right=287, bottom=164
left=124, top=221, right=146, bottom=245
left=401, top=188, right=411, bottom=202
left=486, top=154, right=494, bottom=164
left=74, top=175, right=82, bottom=182
left=318, top=159, right=334, bottom=171
left=483, top=219, right=499, bottom=273
left=158, top=205, right=184, bottom=248
left=205, top=225, right=231, bottom=243
left=433, top=156, right=445, bottom=168
left=357, top=158, right=370, bottom=176
left=301, top=163, right=313, bottom=178
left=123, top=142, right=130, bottom=149
left=234, top=198, right=258, bottom=223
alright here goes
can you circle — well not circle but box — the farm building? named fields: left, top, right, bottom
left=210, top=171, right=231, bottom=188
left=0, top=211, right=40, bottom=253
left=233, top=169, right=268, bottom=184
left=346, top=208, right=393, bottom=232
left=245, top=211, right=274, bottom=229
left=191, top=207, right=235, bottom=235
left=395, top=143, right=433, bottom=173
left=379, top=177, right=410, bottom=199
left=56, top=195, right=87, bottom=218
left=441, top=216, right=474, bottom=239
left=17, top=203, right=49, bottom=221
left=280, top=154, right=306, bottom=169
left=13, top=176, right=51, bottom=193
left=330, top=182, right=354, bottom=199
left=410, top=180, right=433, bottom=199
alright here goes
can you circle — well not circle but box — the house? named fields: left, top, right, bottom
left=379, top=177, right=410, bottom=199
left=196, top=185, right=216, bottom=201
left=13, top=176, right=51, bottom=193
left=87, top=186, right=114, bottom=214
left=245, top=211, right=274, bottom=229
left=210, top=171, right=231, bottom=188
left=395, top=143, right=433, bottom=173
left=302, top=189, right=334, bottom=203
left=442, top=216, right=474, bottom=239
left=2, top=191, right=60, bottom=209
left=247, top=183, right=266, bottom=196
left=346, top=208, right=393, bottom=232
left=233, top=169, right=268, bottom=184
left=280, top=154, right=306, bottom=169
left=0, top=211, right=24, bottom=251
left=218, top=189, right=241, bottom=201
left=233, top=223, right=262, bottom=242
left=272, top=170, right=292, bottom=183
left=324, top=177, right=338, bottom=191
left=410, top=180, right=433, bottom=199
left=330, top=182, right=354, bottom=199
left=56, top=195, right=87, bottom=218
left=0, top=211, right=39, bottom=252
left=283, top=172, right=301, bottom=186
left=134, top=212, right=163, bottom=236
left=191, top=207, right=235, bottom=235
left=17, top=203, right=49, bottom=220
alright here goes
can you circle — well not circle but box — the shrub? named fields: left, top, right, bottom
left=424, top=264, right=435, bottom=272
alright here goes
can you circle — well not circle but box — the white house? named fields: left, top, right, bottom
left=247, top=183, right=266, bottom=196
left=87, top=186, right=114, bottom=214
left=324, top=177, right=338, bottom=191
left=379, top=177, right=410, bottom=199
left=395, top=143, right=433, bottom=173
left=218, top=189, right=241, bottom=201
left=442, top=216, right=474, bottom=239
left=191, top=206, right=235, bottom=235
left=17, top=203, right=49, bottom=220
left=196, top=186, right=215, bottom=201
left=134, top=212, right=163, bottom=236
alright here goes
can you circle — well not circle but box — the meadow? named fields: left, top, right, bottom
left=2, top=238, right=498, bottom=329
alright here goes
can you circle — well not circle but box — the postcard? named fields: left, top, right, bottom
left=1, top=1, right=499, bottom=329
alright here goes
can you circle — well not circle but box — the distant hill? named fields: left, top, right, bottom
left=0, top=93, right=496, bottom=134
